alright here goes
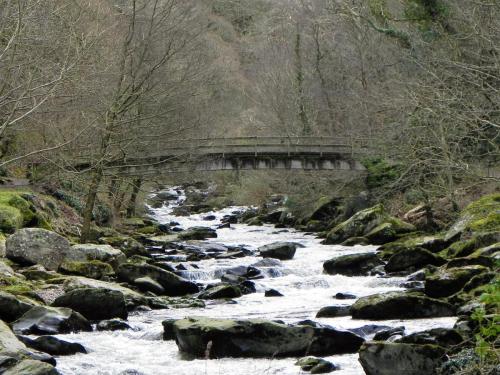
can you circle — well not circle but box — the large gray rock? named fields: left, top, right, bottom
left=117, top=263, right=199, bottom=296
left=65, top=244, right=126, bottom=270
left=351, top=291, right=455, bottom=320
left=258, top=242, right=297, bottom=260
left=17, top=335, right=86, bottom=356
left=52, top=288, right=128, bottom=321
left=0, top=292, right=34, bottom=323
left=359, top=342, right=446, bottom=375
left=0, top=320, right=57, bottom=372
left=12, top=306, right=91, bottom=335
left=169, top=317, right=364, bottom=358
left=6, top=229, right=70, bottom=271
left=323, top=253, right=383, bottom=276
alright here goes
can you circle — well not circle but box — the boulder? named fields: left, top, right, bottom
left=359, top=342, right=446, bottom=375
left=169, top=317, right=364, bottom=358
left=53, top=288, right=128, bottom=321
left=18, top=335, right=86, bottom=356
left=351, top=291, right=455, bottom=320
left=198, top=284, right=242, bottom=300
left=385, top=248, right=446, bottom=273
left=323, top=253, right=383, bottom=276
left=6, top=229, right=70, bottom=271
left=59, top=260, right=114, bottom=280
left=0, top=291, right=34, bottom=323
left=316, top=305, right=351, bottom=318
left=258, top=242, right=297, bottom=260
left=425, top=266, right=488, bottom=298
left=12, top=306, right=91, bottom=335
left=334, top=292, right=356, bottom=300
left=65, top=244, right=126, bottom=270
left=2, top=359, right=60, bottom=375
left=0, top=320, right=26, bottom=358
left=177, top=227, right=217, bottom=241
left=373, top=326, right=405, bottom=341
left=117, top=263, right=199, bottom=296
left=63, top=276, right=147, bottom=307
left=323, top=204, right=415, bottom=245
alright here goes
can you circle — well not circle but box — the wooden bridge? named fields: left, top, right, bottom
left=74, top=136, right=371, bottom=176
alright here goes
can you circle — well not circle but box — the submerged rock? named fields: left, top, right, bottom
left=6, top=228, right=70, bottom=271
left=359, top=342, right=446, bottom=375
left=258, top=242, right=297, bottom=260
left=52, top=288, right=128, bottom=321
left=168, top=317, right=364, bottom=358
left=323, top=253, right=383, bottom=276
left=265, top=289, right=283, bottom=297
left=96, top=319, right=131, bottom=332
left=296, top=356, right=338, bottom=373
left=12, top=306, right=91, bottom=335
left=351, top=291, right=455, bottom=320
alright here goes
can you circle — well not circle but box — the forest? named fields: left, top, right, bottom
left=0, top=1, right=498, bottom=375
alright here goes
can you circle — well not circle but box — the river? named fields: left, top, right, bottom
left=55, top=189, right=456, bottom=375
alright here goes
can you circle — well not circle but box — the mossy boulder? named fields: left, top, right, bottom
left=385, top=248, right=446, bottom=273
left=6, top=228, right=70, bottom=271
left=445, top=194, right=500, bottom=241
left=0, top=192, right=40, bottom=234
left=351, top=291, right=455, bottom=319
left=0, top=291, right=34, bottom=323
left=2, top=359, right=60, bottom=375
left=444, top=232, right=500, bottom=258
left=59, top=260, right=114, bottom=280
left=169, top=317, right=364, bottom=358
left=53, top=287, right=128, bottom=321
left=359, top=342, right=446, bottom=375
left=99, top=236, right=147, bottom=257
left=323, top=204, right=415, bottom=245
left=323, top=253, right=383, bottom=276
left=424, top=265, right=488, bottom=298
left=65, top=244, right=126, bottom=270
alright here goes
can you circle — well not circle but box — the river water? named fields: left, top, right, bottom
left=55, top=189, right=456, bottom=375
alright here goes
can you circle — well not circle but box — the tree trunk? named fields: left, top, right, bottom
left=80, top=166, right=103, bottom=243
left=126, top=178, right=142, bottom=218
left=295, top=23, right=310, bottom=135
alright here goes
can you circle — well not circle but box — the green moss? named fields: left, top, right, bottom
left=0, top=274, right=38, bottom=298
left=0, top=204, right=23, bottom=233
left=469, top=212, right=500, bottom=233
left=135, top=226, right=159, bottom=235
left=60, top=260, right=114, bottom=279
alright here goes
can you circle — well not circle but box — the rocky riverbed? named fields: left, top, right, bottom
left=0, top=187, right=498, bottom=375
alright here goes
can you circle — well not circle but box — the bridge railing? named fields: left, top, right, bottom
left=69, top=136, right=372, bottom=165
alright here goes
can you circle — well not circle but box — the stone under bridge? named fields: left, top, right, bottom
left=75, top=136, right=371, bottom=176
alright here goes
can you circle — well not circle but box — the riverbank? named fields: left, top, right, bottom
left=0, top=185, right=498, bottom=374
